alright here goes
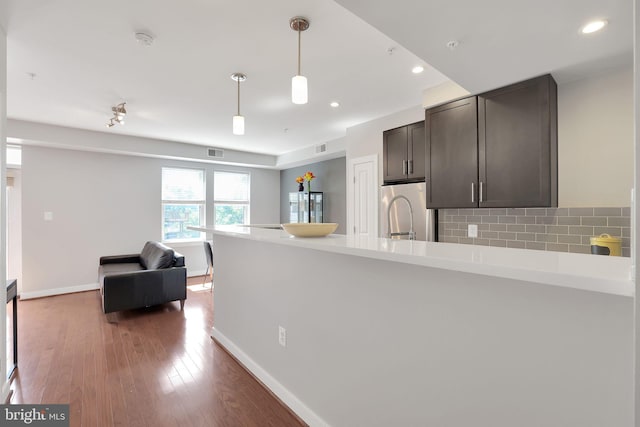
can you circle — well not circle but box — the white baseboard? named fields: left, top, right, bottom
left=188, top=269, right=208, bottom=277
left=210, top=327, right=330, bottom=427
left=20, top=282, right=100, bottom=300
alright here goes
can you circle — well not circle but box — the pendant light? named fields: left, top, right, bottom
left=290, top=17, right=309, bottom=105
left=231, top=73, right=246, bottom=135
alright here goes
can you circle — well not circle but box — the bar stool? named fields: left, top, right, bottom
left=203, top=241, right=214, bottom=291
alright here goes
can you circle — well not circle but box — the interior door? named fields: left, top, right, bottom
left=348, top=155, right=378, bottom=237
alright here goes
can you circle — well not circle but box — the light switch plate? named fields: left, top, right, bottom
left=468, top=224, right=478, bottom=238
left=44, top=211, right=53, bottom=221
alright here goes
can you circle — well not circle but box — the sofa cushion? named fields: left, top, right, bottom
left=140, top=241, right=175, bottom=270
left=100, top=263, right=145, bottom=276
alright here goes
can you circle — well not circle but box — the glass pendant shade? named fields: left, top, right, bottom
left=233, top=115, right=245, bottom=135
left=292, top=75, right=308, bottom=104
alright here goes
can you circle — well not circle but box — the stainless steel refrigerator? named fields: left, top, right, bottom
left=381, top=182, right=437, bottom=241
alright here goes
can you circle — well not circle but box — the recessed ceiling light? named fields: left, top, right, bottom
left=412, top=66, right=424, bottom=74
left=330, top=101, right=340, bottom=108
left=581, top=20, right=608, bottom=34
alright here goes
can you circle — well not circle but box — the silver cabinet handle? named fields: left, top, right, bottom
left=471, top=182, right=475, bottom=203
left=402, top=160, right=408, bottom=175
left=408, top=160, right=413, bottom=175
left=480, top=181, right=484, bottom=203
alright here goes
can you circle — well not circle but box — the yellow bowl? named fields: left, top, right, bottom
left=281, top=223, right=338, bottom=237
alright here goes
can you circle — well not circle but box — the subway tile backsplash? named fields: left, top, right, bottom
left=438, top=207, right=631, bottom=257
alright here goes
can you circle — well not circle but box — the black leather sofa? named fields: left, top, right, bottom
left=99, top=241, right=187, bottom=314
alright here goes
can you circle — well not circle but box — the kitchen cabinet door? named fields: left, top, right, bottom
left=383, top=121, right=425, bottom=184
left=426, top=96, right=478, bottom=208
left=383, top=126, right=408, bottom=183
left=407, top=121, right=426, bottom=181
left=478, top=74, right=557, bottom=207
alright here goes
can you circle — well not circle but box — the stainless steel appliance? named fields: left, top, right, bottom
left=381, top=182, right=437, bottom=241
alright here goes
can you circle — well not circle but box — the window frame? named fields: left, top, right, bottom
left=161, top=166, right=206, bottom=242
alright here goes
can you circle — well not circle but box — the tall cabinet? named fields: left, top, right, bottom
left=289, top=192, right=324, bottom=223
left=425, top=74, right=557, bottom=209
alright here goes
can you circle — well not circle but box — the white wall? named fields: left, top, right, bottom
left=558, top=66, right=634, bottom=207
left=7, top=168, right=22, bottom=292
left=0, top=24, right=8, bottom=400
left=345, top=105, right=424, bottom=182
left=8, top=119, right=278, bottom=168
left=20, top=146, right=280, bottom=298
left=422, top=79, right=470, bottom=108
left=280, top=157, right=347, bottom=233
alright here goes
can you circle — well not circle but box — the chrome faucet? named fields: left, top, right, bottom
left=387, top=195, right=415, bottom=240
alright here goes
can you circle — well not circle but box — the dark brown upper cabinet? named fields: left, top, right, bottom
left=383, top=121, right=425, bottom=184
left=426, top=97, right=478, bottom=208
left=478, top=75, right=557, bottom=208
left=425, top=74, right=558, bottom=209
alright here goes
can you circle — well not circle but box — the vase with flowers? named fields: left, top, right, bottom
left=296, top=176, right=304, bottom=192
left=303, top=171, right=315, bottom=193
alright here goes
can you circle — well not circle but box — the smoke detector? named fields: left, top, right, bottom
left=135, top=32, right=154, bottom=47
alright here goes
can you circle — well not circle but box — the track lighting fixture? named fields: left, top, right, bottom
left=106, top=102, right=127, bottom=128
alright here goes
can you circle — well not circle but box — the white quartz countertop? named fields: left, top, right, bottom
left=189, top=225, right=634, bottom=297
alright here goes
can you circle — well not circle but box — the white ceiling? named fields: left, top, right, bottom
left=334, top=0, right=633, bottom=93
left=1, top=0, right=633, bottom=158
left=1, top=0, right=447, bottom=156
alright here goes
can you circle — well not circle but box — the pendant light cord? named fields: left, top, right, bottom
left=297, top=26, right=301, bottom=76
left=237, top=78, right=241, bottom=116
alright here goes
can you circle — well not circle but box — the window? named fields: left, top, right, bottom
left=162, top=167, right=205, bottom=241
left=214, top=171, right=250, bottom=225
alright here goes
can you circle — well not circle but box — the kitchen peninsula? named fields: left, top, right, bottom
left=192, top=225, right=633, bottom=427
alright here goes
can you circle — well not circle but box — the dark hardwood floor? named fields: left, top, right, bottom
left=9, top=277, right=305, bottom=427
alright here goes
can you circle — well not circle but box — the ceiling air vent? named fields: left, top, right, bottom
left=315, top=143, right=327, bottom=154
left=207, top=147, right=224, bottom=158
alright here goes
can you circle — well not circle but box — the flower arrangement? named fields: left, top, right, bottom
left=296, top=171, right=316, bottom=192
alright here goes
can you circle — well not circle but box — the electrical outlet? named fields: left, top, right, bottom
left=44, top=211, right=53, bottom=221
left=278, top=326, right=286, bottom=347
left=468, top=224, right=478, bottom=238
